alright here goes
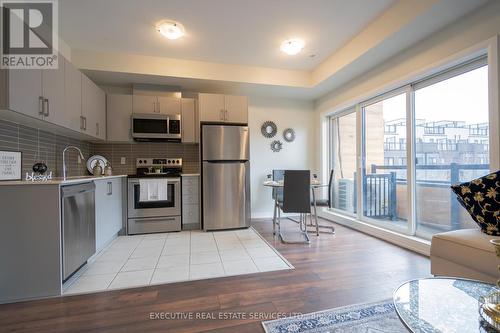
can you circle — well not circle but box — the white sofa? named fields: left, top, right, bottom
left=430, top=228, right=500, bottom=283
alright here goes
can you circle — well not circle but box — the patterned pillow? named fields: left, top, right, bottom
left=450, top=170, right=500, bottom=236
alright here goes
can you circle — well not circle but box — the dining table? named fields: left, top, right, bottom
left=262, top=178, right=329, bottom=242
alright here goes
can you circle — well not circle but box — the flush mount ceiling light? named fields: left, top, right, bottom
left=156, top=20, right=185, bottom=40
left=280, top=38, right=305, bottom=55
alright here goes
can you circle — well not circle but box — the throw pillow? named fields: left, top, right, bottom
left=450, top=170, right=500, bottom=236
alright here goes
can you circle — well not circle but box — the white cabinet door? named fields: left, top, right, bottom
left=181, top=98, right=197, bottom=143
left=158, top=96, right=180, bottom=114
left=107, top=94, right=133, bottom=142
left=95, top=178, right=123, bottom=252
left=41, top=55, right=65, bottom=127
left=7, top=69, right=43, bottom=119
left=133, top=95, right=157, bottom=114
left=82, top=75, right=106, bottom=139
left=64, top=58, right=83, bottom=132
left=225, top=95, right=248, bottom=124
left=199, top=93, right=225, bottom=122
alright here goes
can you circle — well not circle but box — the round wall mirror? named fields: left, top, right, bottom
left=261, top=121, right=277, bottom=138
left=270, top=140, right=283, bottom=152
left=283, top=128, right=295, bottom=142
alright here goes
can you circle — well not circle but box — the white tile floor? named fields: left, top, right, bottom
left=63, top=227, right=292, bottom=295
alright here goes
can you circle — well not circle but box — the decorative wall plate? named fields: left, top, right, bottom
left=283, top=128, right=296, bottom=142
left=261, top=121, right=277, bottom=138
left=270, top=140, right=283, bottom=152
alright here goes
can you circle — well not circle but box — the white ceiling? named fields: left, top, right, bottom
left=59, top=0, right=395, bottom=70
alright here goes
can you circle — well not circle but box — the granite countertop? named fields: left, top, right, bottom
left=0, top=175, right=127, bottom=186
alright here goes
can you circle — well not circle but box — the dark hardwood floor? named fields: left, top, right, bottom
left=0, top=218, right=430, bottom=333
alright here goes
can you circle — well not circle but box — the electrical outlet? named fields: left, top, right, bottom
left=120, top=157, right=126, bottom=165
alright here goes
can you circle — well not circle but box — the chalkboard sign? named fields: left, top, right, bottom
left=0, top=151, right=22, bottom=181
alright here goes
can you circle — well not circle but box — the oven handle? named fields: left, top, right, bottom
left=133, top=217, right=178, bottom=223
left=129, top=179, right=180, bottom=185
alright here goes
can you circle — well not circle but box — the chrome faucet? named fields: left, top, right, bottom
left=62, top=146, right=85, bottom=180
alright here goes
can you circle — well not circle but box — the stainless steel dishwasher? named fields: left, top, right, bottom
left=61, top=182, right=96, bottom=281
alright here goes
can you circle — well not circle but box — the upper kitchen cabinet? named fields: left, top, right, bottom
left=158, top=96, right=181, bottom=114
left=198, top=93, right=248, bottom=124
left=181, top=98, right=198, bottom=143
left=132, top=94, right=157, bottom=114
left=40, top=58, right=66, bottom=128
left=5, top=68, right=43, bottom=119
left=64, top=58, right=83, bottom=132
left=198, top=93, right=225, bottom=122
left=133, top=95, right=181, bottom=114
left=82, top=75, right=106, bottom=140
left=107, top=94, right=133, bottom=142
left=224, top=95, right=248, bottom=123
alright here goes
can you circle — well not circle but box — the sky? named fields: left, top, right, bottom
left=381, top=66, right=489, bottom=125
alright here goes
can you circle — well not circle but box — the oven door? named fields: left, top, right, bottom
left=128, top=177, right=181, bottom=218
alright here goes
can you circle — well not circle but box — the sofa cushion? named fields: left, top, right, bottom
left=431, top=229, right=500, bottom=278
left=450, top=170, right=500, bottom=236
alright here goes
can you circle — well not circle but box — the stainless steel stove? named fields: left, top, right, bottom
left=127, top=158, right=182, bottom=234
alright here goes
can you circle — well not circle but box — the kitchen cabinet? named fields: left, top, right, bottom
left=198, top=93, right=248, bottom=124
left=181, top=98, right=198, bottom=143
left=64, top=58, right=83, bottom=132
left=95, top=178, right=124, bottom=252
left=132, top=94, right=157, bottom=114
left=133, top=95, right=181, bottom=114
left=182, top=175, right=200, bottom=230
left=2, top=55, right=106, bottom=140
left=6, top=69, right=43, bottom=119
left=107, top=94, right=133, bottom=142
left=158, top=96, right=181, bottom=114
left=41, top=58, right=65, bottom=127
left=82, top=75, right=106, bottom=140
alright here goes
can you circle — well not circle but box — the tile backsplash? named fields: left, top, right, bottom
left=0, top=119, right=91, bottom=178
left=0, top=119, right=200, bottom=179
left=92, top=142, right=200, bottom=175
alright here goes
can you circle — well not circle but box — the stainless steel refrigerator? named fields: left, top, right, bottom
left=202, top=124, right=250, bottom=231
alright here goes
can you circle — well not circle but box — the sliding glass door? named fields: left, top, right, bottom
left=329, top=110, right=357, bottom=215
left=361, top=92, right=408, bottom=231
left=328, top=56, right=491, bottom=240
left=413, top=64, right=490, bottom=238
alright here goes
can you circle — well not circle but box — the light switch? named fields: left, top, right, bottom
left=120, top=157, right=126, bottom=165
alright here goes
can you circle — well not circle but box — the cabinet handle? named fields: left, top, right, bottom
left=80, top=116, right=83, bottom=130
left=96, top=122, right=99, bottom=136
left=220, top=109, right=224, bottom=120
left=44, top=98, right=49, bottom=117
left=107, top=182, right=112, bottom=195
left=153, top=102, right=156, bottom=113
left=225, top=110, right=228, bottom=121
left=157, top=101, right=160, bottom=113
left=83, top=117, right=87, bottom=130
left=38, top=96, right=44, bottom=116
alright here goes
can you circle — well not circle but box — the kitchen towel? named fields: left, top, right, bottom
left=139, top=179, right=169, bottom=201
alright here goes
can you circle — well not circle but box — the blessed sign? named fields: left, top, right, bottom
left=0, top=151, right=22, bottom=180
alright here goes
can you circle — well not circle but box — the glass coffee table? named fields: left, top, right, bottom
left=393, top=277, right=497, bottom=332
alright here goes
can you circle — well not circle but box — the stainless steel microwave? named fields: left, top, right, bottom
left=131, top=113, right=181, bottom=141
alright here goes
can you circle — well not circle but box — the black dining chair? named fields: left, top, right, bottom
left=309, top=169, right=336, bottom=235
left=270, top=169, right=284, bottom=235
left=277, top=170, right=311, bottom=244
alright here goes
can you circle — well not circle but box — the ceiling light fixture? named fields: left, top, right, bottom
left=156, top=20, right=185, bottom=40
left=280, top=38, right=305, bottom=55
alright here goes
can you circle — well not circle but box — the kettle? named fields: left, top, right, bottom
left=92, top=161, right=103, bottom=176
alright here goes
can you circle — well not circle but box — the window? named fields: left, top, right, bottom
left=362, top=92, right=407, bottom=230
left=414, top=64, right=489, bottom=238
left=329, top=110, right=357, bottom=215
left=327, top=56, right=491, bottom=241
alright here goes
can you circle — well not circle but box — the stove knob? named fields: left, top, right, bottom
left=167, top=160, right=171, bottom=164
left=176, top=160, right=180, bottom=164
left=139, top=160, right=142, bottom=164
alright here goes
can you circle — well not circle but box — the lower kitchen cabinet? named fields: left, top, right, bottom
left=182, top=175, right=200, bottom=230
left=95, top=177, right=124, bottom=251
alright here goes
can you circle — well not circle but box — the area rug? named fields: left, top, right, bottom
left=262, top=300, right=408, bottom=333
